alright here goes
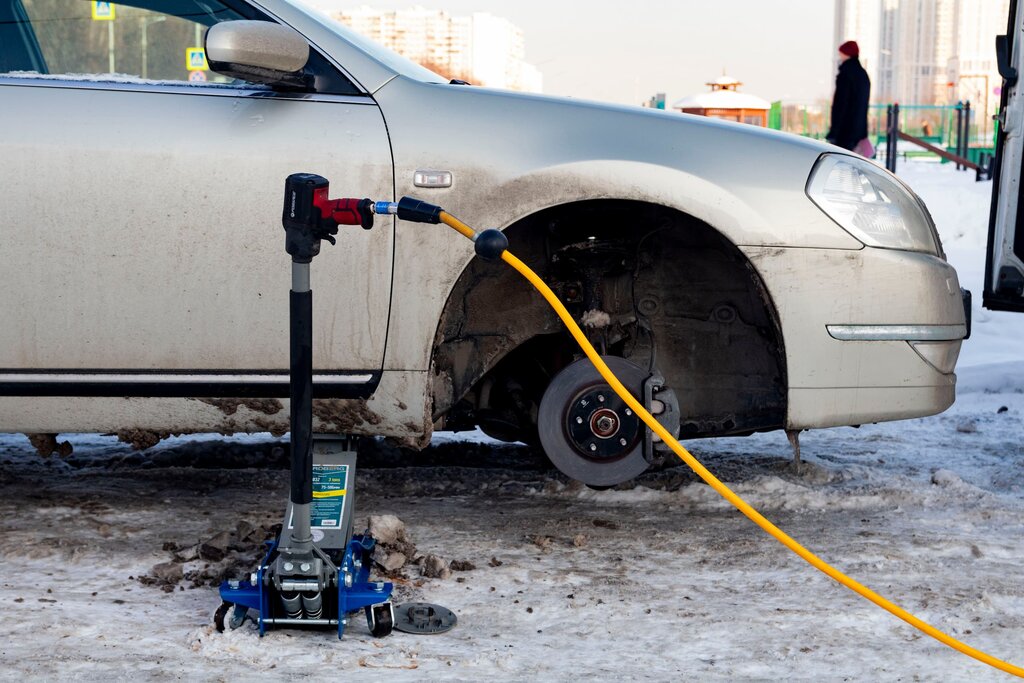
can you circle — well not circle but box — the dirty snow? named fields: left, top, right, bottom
left=1, top=160, right=1022, bottom=681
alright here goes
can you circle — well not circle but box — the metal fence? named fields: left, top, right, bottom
left=768, top=101, right=994, bottom=159
left=878, top=102, right=994, bottom=180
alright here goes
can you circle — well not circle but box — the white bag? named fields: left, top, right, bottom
left=853, top=137, right=876, bottom=158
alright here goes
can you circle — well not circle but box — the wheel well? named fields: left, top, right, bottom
left=430, top=199, right=787, bottom=440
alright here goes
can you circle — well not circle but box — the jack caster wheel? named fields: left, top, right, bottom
left=366, top=601, right=394, bottom=637
left=538, top=356, right=651, bottom=487
left=214, top=601, right=249, bottom=632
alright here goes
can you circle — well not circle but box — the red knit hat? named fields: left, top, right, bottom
left=838, top=40, right=859, bottom=58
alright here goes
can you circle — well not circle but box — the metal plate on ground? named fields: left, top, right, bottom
left=392, top=602, right=457, bottom=634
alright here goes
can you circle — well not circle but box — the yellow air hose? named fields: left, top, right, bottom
left=437, top=210, right=1023, bottom=677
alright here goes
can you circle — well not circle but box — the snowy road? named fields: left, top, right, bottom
left=1, top=162, right=1022, bottom=681
left=1, top=383, right=1022, bottom=681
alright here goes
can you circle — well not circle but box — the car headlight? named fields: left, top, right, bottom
left=806, top=154, right=941, bottom=256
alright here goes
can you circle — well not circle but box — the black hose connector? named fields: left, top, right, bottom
left=397, top=196, right=443, bottom=224
left=475, top=229, right=508, bottom=261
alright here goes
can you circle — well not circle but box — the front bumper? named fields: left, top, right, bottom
left=742, top=246, right=968, bottom=429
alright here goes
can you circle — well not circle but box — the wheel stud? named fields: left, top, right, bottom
left=589, top=443, right=597, bottom=452
left=576, top=416, right=583, bottom=424
left=597, top=394, right=605, bottom=403
left=619, top=437, right=627, bottom=446
left=624, top=408, right=632, bottom=416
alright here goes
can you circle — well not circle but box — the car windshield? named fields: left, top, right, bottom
left=289, top=1, right=447, bottom=84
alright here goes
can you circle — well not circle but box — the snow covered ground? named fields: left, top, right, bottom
left=0, top=160, right=1022, bottom=681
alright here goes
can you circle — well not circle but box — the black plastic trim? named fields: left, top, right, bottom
left=0, top=370, right=380, bottom=399
left=980, top=295, right=1024, bottom=313
left=962, top=288, right=973, bottom=339
left=997, top=34, right=1019, bottom=86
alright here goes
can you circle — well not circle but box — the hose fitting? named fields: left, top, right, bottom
left=396, top=197, right=443, bottom=224
left=474, top=228, right=508, bottom=261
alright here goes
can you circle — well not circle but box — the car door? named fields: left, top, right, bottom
left=986, top=0, right=1024, bottom=311
left=0, top=0, right=394, bottom=398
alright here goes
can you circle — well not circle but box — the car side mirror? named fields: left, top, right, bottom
left=206, top=20, right=313, bottom=91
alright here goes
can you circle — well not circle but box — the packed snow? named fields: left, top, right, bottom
left=0, top=160, right=1022, bottom=681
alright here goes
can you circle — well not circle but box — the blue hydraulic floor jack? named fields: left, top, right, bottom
left=216, top=174, right=394, bottom=638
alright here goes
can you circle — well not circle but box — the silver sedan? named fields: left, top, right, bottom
left=0, top=0, right=968, bottom=485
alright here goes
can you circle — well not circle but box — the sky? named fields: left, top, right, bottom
left=305, top=0, right=837, bottom=106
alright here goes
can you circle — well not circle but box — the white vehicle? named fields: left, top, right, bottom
left=0, top=0, right=969, bottom=486
left=986, top=0, right=1024, bottom=313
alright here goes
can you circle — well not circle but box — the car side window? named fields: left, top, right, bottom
left=0, top=0, right=360, bottom=94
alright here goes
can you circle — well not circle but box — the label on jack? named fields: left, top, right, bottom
left=287, top=464, right=348, bottom=529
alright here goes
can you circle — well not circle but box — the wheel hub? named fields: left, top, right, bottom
left=566, top=390, right=640, bottom=459
left=591, top=409, right=618, bottom=437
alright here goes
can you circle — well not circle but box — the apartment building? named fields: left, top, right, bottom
left=334, top=6, right=543, bottom=92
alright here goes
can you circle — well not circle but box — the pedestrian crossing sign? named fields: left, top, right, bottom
left=91, top=1, right=115, bottom=20
left=186, top=48, right=208, bottom=71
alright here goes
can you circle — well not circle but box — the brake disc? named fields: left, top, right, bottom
left=538, top=356, right=653, bottom=487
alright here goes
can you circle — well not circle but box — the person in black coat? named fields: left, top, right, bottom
left=827, top=40, right=871, bottom=151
